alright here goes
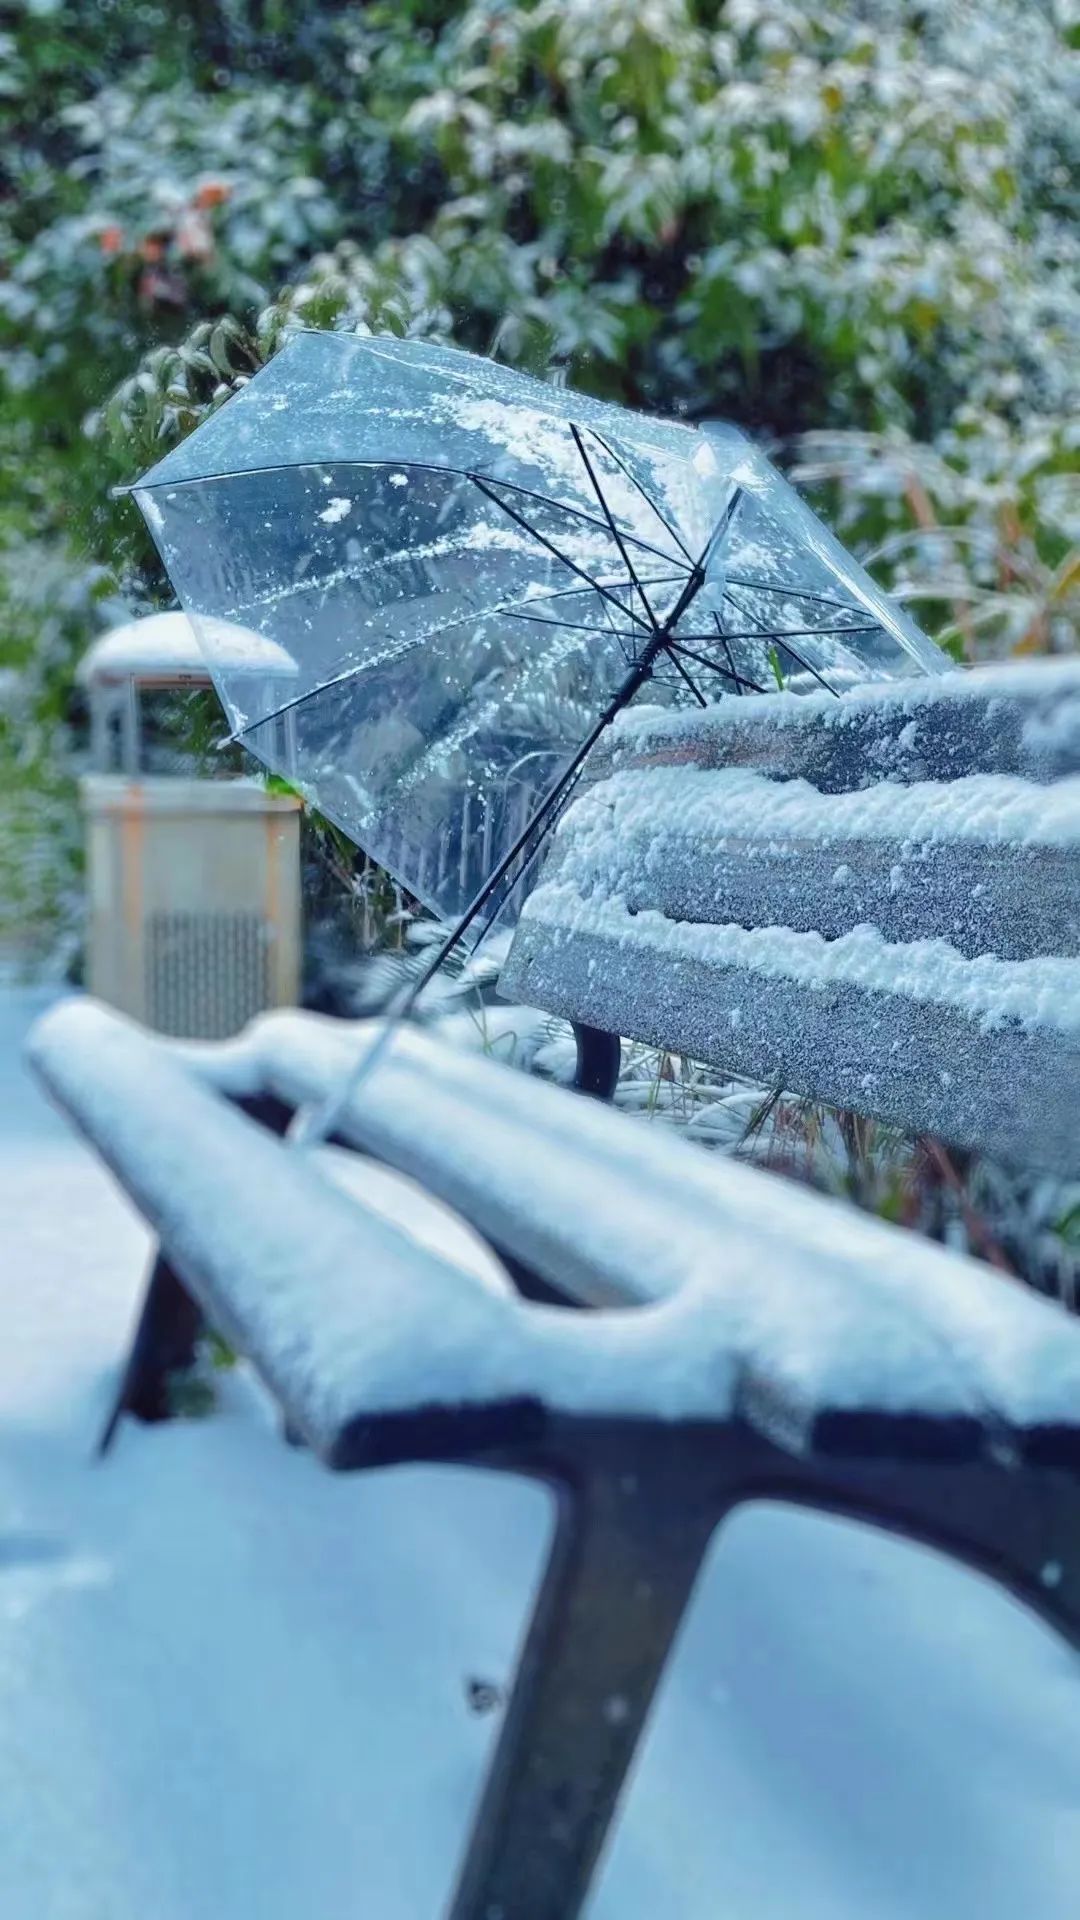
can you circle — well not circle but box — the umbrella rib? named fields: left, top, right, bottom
left=695, top=484, right=745, bottom=576
left=669, top=639, right=768, bottom=695
left=660, top=642, right=709, bottom=707
left=504, top=610, right=644, bottom=639
left=226, top=660, right=375, bottom=740
left=724, top=586, right=841, bottom=697
left=465, top=467, right=690, bottom=575
left=596, top=588, right=635, bottom=667
left=678, top=620, right=882, bottom=644
left=224, top=581, right=677, bottom=741
left=585, top=429, right=697, bottom=566
left=131, top=453, right=683, bottom=580
left=570, top=423, right=659, bottom=631
left=772, top=636, right=842, bottom=697
left=713, top=612, right=744, bottom=696
left=227, top=507, right=772, bottom=751
left=724, top=574, right=880, bottom=617
left=468, top=473, right=653, bottom=634
left=507, top=572, right=686, bottom=615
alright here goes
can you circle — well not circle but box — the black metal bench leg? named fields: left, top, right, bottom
left=446, top=1434, right=728, bottom=1920
left=98, top=1248, right=203, bottom=1454
left=571, top=1023, right=621, bottom=1101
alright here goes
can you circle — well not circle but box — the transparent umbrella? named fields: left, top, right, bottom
left=129, top=331, right=948, bottom=958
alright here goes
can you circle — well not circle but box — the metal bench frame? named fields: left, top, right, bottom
left=93, top=1073, right=1080, bottom=1920
left=30, top=660, right=1080, bottom=1918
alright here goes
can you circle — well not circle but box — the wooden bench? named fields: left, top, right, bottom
left=28, top=991, right=1080, bottom=1920
left=501, top=658, right=1080, bottom=1173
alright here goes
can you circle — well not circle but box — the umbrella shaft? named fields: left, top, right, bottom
left=406, top=630, right=675, bottom=1004
left=406, top=560, right=707, bottom=1010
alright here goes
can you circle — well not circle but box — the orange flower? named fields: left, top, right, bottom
left=140, top=235, right=166, bottom=263
left=98, top=224, right=124, bottom=255
left=194, top=180, right=231, bottom=210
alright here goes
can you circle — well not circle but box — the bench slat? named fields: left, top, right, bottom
left=613, top=659, right=1080, bottom=787
left=503, top=898, right=1080, bottom=1176
left=30, top=997, right=1080, bottom=1465
left=166, top=1006, right=1080, bottom=1463
left=27, top=1001, right=539, bottom=1464
left=551, top=765, right=1080, bottom=960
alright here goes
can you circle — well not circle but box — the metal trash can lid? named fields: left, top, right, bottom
left=77, top=612, right=297, bottom=690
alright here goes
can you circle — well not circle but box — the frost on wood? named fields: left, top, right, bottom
left=505, top=888, right=1080, bottom=1176
left=539, top=763, right=1080, bottom=962
left=613, top=659, right=1080, bottom=787
left=513, top=887, right=1080, bottom=1036
left=585, top=764, right=1080, bottom=854
left=162, top=1001, right=1080, bottom=1437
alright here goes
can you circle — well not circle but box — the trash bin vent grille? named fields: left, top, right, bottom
left=146, top=910, right=271, bottom=1040
left=82, top=777, right=301, bottom=1036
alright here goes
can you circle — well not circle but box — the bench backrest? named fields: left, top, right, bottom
left=500, top=660, right=1080, bottom=1172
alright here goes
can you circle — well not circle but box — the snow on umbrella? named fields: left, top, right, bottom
left=128, top=330, right=947, bottom=949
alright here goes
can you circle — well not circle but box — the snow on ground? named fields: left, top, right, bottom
left=2, top=987, right=1080, bottom=1917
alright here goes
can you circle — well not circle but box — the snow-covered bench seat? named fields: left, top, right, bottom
left=27, top=993, right=1080, bottom=1920
left=501, top=659, right=1080, bottom=1172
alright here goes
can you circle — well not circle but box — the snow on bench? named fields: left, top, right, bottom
left=29, top=996, right=1080, bottom=1461
left=27, top=998, right=537, bottom=1465
left=184, top=1002, right=1080, bottom=1456
left=26, top=991, right=1080, bottom=1920
left=501, top=659, right=1080, bottom=1172
left=614, top=656, right=1080, bottom=785
left=547, top=763, right=1080, bottom=958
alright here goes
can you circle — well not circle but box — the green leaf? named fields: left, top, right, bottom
left=1058, top=1202, right=1080, bottom=1249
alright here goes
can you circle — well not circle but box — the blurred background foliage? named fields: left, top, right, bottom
left=2, top=0, right=1079, bottom=966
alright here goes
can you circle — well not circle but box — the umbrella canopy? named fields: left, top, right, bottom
left=130, top=331, right=947, bottom=925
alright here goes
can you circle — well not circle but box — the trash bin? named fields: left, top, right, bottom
left=78, top=612, right=302, bottom=1038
